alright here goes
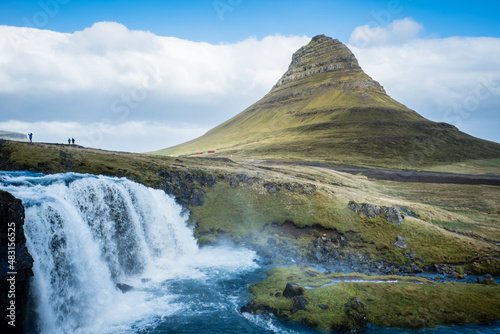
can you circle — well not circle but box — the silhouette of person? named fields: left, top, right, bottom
left=71, top=138, right=75, bottom=145
left=28, top=133, right=32, bottom=142
left=68, top=138, right=71, bottom=144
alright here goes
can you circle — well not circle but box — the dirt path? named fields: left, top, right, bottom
left=253, top=160, right=500, bottom=186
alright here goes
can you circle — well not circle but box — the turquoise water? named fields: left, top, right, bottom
left=1, top=171, right=499, bottom=334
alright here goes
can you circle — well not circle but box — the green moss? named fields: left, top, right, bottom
left=189, top=180, right=361, bottom=241
left=2, top=141, right=499, bottom=274
left=197, top=234, right=217, bottom=246
left=249, top=266, right=500, bottom=330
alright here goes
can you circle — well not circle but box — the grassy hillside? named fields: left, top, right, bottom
left=246, top=266, right=500, bottom=331
left=2, top=140, right=499, bottom=329
left=153, top=35, right=500, bottom=169
left=2, top=140, right=499, bottom=274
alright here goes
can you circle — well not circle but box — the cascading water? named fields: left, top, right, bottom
left=0, top=172, right=262, bottom=334
left=2, top=171, right=499, bottom=334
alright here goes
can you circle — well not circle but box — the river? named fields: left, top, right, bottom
left=1, top=171, right=498, bottom=334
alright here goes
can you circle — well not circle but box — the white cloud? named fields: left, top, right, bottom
left=0, top=22, right=308, bottom=102
left=349, top=27, right=500, bottom=144
left=349, top=17, right=423, bottom=47
left=1, top=20, right=500, bottom=153
left=0, top=120, right=209, bottom=153
left=0, top=22, right=309, bottom=152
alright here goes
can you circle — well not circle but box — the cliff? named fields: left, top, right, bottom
left=0, top=190, right=33, bottom=333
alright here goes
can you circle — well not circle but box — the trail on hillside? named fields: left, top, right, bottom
left=251, top=160, right=500, bottom=186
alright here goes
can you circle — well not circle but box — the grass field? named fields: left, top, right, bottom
left=248, top=266, right=500, bottom=330
left=2, top=140, right=499, bottom=273
left=2, top=139, right=500, bottom=330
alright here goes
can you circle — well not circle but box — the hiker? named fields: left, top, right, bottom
left=68, top=138, right=71, bottom=145
left=28, top=133, right=32, bottom=142
left=71, top=138, right=75, bottom=145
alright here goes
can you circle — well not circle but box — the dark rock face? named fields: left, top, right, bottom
left=224, top=174, right=239, bottom=188
left=348, top=201, right=405, bottom=225
left=283, top=283, right=304, bottom=298
left=239, top=300, right=278, bottom=317
left=292, top=296, right=309, bottom=313
left=274, top=35, right=365, bottom=89
left=477, top=275, right=497, bottom=285
left=0, top=191, right=34, bottom=333
left=115, top=283, right=135, bottom=293
left=157, top=169, right=318, bottom=212
left=236, top=174, right=259, bottom=185
left=344, top=297, right=369, bottom=332
left=264, top=183, right=279, bottom=194
left=156, top=169, right=209, bottom=206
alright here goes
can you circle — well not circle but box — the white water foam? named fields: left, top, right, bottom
left=0, top=172, right=258, bottom=334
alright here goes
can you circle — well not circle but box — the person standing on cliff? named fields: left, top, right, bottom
left=68, top=138, right=71, bottom=145
left=71, top=138, right=75, bottom=145
left=28, top=133, right=32, bottom=142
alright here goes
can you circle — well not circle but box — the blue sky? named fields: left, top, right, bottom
left=0, top=0, right=499, bottom=152
left=2, top=0, right=500, bottom=43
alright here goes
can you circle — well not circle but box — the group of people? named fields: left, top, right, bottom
left=26, top=133, right=76, bottom=146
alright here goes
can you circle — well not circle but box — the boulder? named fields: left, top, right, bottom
left=363, top=204, right=385, bottom=218
left=292, top=296, right=309, bottom=313
left=347, top=201, right=362, bottom=214
left=394, top=235, right=407, bottom=249
left=410, top=263, right=422, bottom=273
left=283, top=282, right=304, bottom=298
left=264, top=182, right=279, bottom=194
left=116, top=283, right=134, bottom=293
left=386, top=207, right=404, bottom=225
left=477, top=275, right=497, bottom=285
left=224, top=174, right=239, bottom=188
left=348, top=201, right=405, bottom=225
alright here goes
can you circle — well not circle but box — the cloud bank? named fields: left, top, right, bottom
left=0, top=22, right=309, bottom=151
left=1, top=20, right=499, bottom=152
left=349, top=17, right=424, bottom=47
left=349, top=19, right=500, bottom=143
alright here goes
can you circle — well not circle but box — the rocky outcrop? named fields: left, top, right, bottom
left=292, top=296, right=309, bottom=313
left=0, top=191, right=33, bottom=333
left=344, top=297, right=369, bottom=332
left=386, top=207, right=404, bottom=225
left=348, top=201, right=404, bottom=225
left=273, top=35, right=366, bottom=89
left=477, top=275, right=497, bottom=285
left=115, top=283, right=135, bottom=293
left=283, top=283, right=304, bottom=298
left=156, top=168, right=320, bottom=210
left=156, top=169, right=212, bottom=207
left=394, top=235, right=407, bottom=249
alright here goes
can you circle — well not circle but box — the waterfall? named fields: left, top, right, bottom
left=0, top=172, right=256, bottom=334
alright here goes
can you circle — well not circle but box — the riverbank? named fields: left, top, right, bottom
left=1, top=140, right=499, bottom=331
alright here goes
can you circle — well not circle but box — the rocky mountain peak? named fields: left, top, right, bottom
left=274, top=35, right=362, bottom=88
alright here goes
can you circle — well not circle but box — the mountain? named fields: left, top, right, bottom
left=153, top=35, right=500, bottom=168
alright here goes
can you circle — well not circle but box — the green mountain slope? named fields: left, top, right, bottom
left=153, top=35, right=500, bottom=169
